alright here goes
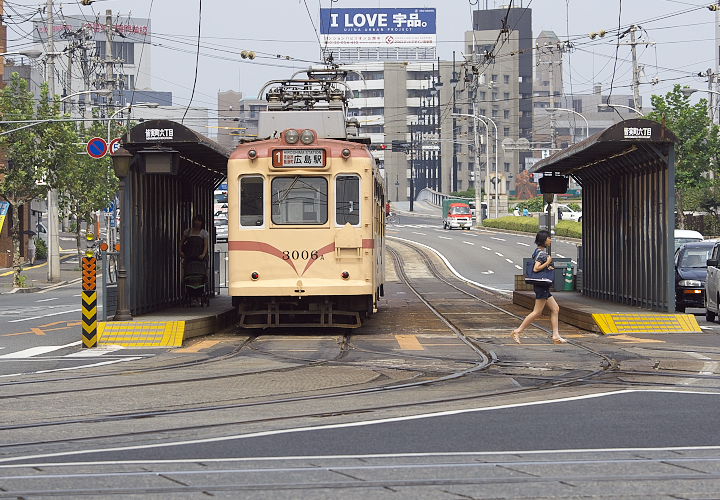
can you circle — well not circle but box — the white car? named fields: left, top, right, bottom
left=674, top=229, right=704, bottom=253
left=556, top=204, right=582, bottom=222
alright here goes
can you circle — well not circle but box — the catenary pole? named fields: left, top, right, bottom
left=46, top=0, right=61, bottom=282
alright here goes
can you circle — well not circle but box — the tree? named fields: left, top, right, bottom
left=56, top=116, right=119, bottom=260
left=0, top=73, right=78, bottom=287
left=646, top=85, right=720, bottom=228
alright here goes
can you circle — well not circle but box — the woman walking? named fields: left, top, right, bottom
left=511, top=230, right=567, bottom=344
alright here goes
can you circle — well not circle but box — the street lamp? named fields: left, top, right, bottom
left=107, top=102, right=159, bottom=143
left=0, top=50, right=43, bottom=59
left=545, top=107, right=589, bottom=140
left=453, top=112, right=490, bottom=226
left=60, top=89, right=112, bottom=102
left=597, top=103, right=644, bottom=116
left=681, top=88, right=720, bottom=97
left=111, top=146, right=133, bottom=321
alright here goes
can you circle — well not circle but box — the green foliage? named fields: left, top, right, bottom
left=513, top=196, right=545, bottom=212
left=15, top=274, right=27, bottom=288
left=35, top=237, right=47, bottom=260
left=555, top=220, right=583, bottom=238
left=567, top=202, right=581, bottom=211
left=450, top=188, right=476, bottom=198
left=647, top=85, right=720, bottom=224
left=483, top=215, right=539, bottom=233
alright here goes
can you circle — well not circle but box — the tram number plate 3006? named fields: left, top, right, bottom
left=272, top=149, right=326, bottom=168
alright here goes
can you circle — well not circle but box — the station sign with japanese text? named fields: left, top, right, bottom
left=623, top=127, right=652, bottom=139
left=320, top=8, right=436, bottom=47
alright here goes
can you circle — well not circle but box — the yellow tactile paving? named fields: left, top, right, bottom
left=97, top=321, right=186, bottom=347
left=593, top=313, right=702, bottom=335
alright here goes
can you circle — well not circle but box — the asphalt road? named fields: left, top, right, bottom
left=389, top=213, right=578, bottom=291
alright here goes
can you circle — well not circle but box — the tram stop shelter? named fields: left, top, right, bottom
left=527, top=118, right=688, bottom=329
left=97, top=120, right=235, bottom=347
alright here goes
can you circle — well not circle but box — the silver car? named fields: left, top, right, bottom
left=214, top=215, right=228, bottom=242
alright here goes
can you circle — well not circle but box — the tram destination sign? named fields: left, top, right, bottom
left=272, top=149, right=326, bottom=168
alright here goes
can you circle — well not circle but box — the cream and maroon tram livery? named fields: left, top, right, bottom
left=227, top=127, right=385, bottom=328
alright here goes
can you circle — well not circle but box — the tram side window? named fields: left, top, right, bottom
left=271, top=176, right=328, bottom=225
left=336, top=175, right=360, bottom=225
left=240, top=176, right=264, bottom=226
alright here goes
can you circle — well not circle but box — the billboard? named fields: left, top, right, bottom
left=320, top=8, right=436, bottom=48
left=33, top=16, right=151, bottom=44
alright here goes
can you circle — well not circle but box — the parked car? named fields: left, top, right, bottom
left=675, top=241, right=715, bottom=313
left=674, top=229, right=704, bottom=253
left=214, top=214, right=228, bottom=243
left=556, top=204, right=582, bottom=222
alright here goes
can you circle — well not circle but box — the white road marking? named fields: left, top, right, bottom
left=2, top=389, right=713, bottom=465
left=495, top=252, right=504, bottom=257
left=65, top=346, right=125, bottom=358
left=682, top=352, right=720, bottom=386
left=481, top=246, right=492, bottom=251
left=481, top=270, right=495, bottom=275
left=462, top=241, right=474, bottom=246
left=516, top=242, right=531, bottom=247
left=35, top=297, right=59, bottom=303
left=556, top=254, right=566, bottom=258
left=0, top=341, right=81, bottom=359
left=571, top=260, right=577, bottom=264
left=0, top=357, right=144, bottom=379
left=490, top=237, right=506, bottom=241
left=411, top=232, right=427, bottom=236
left=505, top=258, right=514, bottom=264
left=515, top=265, right=523, bottom=270
left=438, top=236, right=452, bottom=240
left=8, top=309, right=82, bottom=323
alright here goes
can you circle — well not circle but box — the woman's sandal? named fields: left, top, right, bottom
left=552, top=336, right=568, bottom=344
left=511, top=331, right=521, bottom=344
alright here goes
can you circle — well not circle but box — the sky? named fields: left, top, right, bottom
left=4, top=0, right=718, bottom=120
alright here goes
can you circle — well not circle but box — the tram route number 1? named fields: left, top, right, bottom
left=283, top=250, right=322, bottom=260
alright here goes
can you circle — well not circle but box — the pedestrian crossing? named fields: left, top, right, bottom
left=0, top=341, right=134, bottom=360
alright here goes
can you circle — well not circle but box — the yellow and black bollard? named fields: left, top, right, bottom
left=81, top=255, right=98, bottom=348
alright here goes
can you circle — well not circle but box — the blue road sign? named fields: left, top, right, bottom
left=87, top=137, right=108, bottom=159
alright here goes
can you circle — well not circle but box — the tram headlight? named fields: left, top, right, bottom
left=285, top=129, right=300, bottom=144
left=251, top=272, right=260, bottom=280
left=300, top=129, right=315, bottom=145
left=341, top=271, right=350, bottom=280
left=248, top=149, right=258, bottom=160
left=341, top=148, right=351, bottom=159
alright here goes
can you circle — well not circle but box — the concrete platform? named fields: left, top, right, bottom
left=97, top=296, right=236, bottom=347
left=513, top=290, right=702, bottom=334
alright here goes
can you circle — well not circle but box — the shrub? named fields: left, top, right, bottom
left=513, top=196, right=545, bottom=213
left=555, top=220, right=582, bottom=238
left=35, top=237, right=47, bottom=260
left=483, top=216, right=539, bottom=233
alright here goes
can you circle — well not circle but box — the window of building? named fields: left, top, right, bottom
left=240, top=176, right=264, bottom=227
left=504, top=162, right=511, bottom=172
left=479, top=108, right=486, bottom=116
left=503, top=92, right=510, bottom=100
left=492, top=92, right=498, bottom=100
left=491, top=74, right=498, bottom=82
left=491, top=109, right=499, bottom=118
left=543, top=80, right=550, bottom=87
left=503, top=110, right=510, bottom=119
left=572, top=99, right=583, bottom=113
left=479, top=91, right=486, bottom=100
left=503, top=74, right=510, bottom=84
left=95, top=41, right=134, bottom=64
left=503, top=127, right=510, bottom=136
left=336, top=175, right=360, bottom=226
left=271, top=177, right=328, bottom=225
left=362, top=125, right=384, bottom=134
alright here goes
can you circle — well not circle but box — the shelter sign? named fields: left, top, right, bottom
left=0, top=201, right=8, bottom=235
left=320, top=8, right=436, bottom=47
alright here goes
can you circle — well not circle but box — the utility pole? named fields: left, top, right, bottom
left=46, top=0, right=61, bottom=283
left=105, top=9, right=115, bottom=93
left=629, top=25, right=642, bottom=111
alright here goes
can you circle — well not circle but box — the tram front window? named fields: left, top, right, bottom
left=336, top=175, right=360, bottom=225
left=271, top=176, right=328, bottom=225
left=240, top=176, right=264, bottom=226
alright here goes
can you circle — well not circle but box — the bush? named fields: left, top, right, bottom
left=35, top=237, right=47, bottom=260
left=482, top=217, right=583, bottom=239
left=483, top=215, right=539, bottom=233
left=555, top=220, right=582, bottom=238
left=450, top=188, right=476, bottom=198
left=513, top=196, right=545, bottom=213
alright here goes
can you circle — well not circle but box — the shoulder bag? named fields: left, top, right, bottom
left=524, top=248, right=554, bottom=285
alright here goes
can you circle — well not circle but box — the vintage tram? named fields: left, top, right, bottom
left=227, top=72, right=385, bottom=328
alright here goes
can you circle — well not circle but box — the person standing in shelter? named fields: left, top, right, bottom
left=180, top=215, right=209, bottom=263
left=511, top=230, right=567, bottom=345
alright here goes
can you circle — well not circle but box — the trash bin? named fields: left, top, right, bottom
left=552, top=258, right=571, bottom=290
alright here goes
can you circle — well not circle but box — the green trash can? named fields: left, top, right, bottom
left=562, top=262, right=575, bottom=291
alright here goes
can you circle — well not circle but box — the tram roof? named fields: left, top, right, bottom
left=530, top=118, right=677, bottom=178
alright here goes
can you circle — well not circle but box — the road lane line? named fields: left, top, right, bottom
left=394, top=334, right=425, bottom=350
left=8, top=309, right=82, bottom=323
left=556, top=254, right=566, bottom=258
left=516, top=242, right=531, bottom=247
left=505, top=259, right=514, bottom=264
left=0, top=341, right=81, bottom=359
left=411, top=232, right=427, bottom=236
left=35, top=298, right=59, bottom=303
left=481, top=246, right=492, bottom=251
left=463, top=241, right=474, bottom=246
left=438, top=236, right=452, bottom=240
left=515, top=265, right=522, bottom=270
left=495, top=252, right=504, bottom=257
left=491, top=237, right=506, bottom=241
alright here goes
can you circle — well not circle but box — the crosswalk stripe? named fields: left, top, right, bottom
left=65, top=346, right=125, bottom=358
left=0, top=341, right=81, bottom=359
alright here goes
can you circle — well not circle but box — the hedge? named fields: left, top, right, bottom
left=482, top=216, right=582, bottom=239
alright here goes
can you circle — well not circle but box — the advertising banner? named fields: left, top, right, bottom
left=0, top=201, right=9, bottom=235
left=320, top=8, right=436, bottom=47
